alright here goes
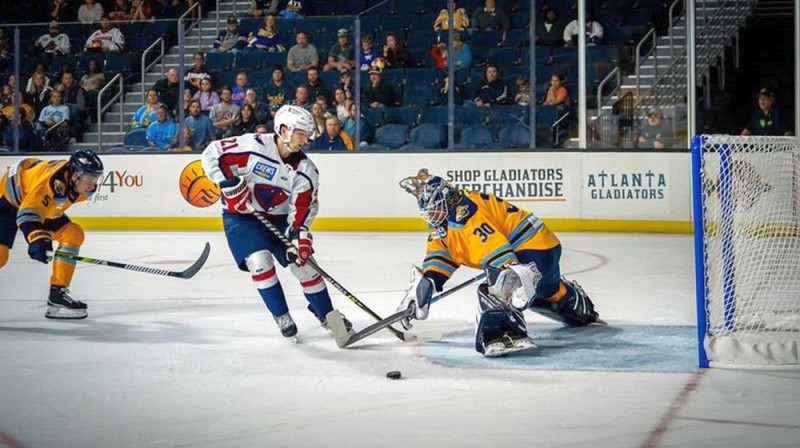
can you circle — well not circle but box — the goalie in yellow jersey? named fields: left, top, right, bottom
left=398, top=169, right=601, bottom=357
left=0, top=150, right=104, bottom=319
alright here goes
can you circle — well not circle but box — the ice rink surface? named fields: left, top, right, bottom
left=1, top=231, right=799, bottom=448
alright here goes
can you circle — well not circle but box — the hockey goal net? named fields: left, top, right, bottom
left=693, top=135, right=800, bottom=368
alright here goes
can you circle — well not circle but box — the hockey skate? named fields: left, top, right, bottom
left=483, top=332, right=537, bottom=357
left=309, top=305, right=353, bottom=334
left=45, top=286, right=88, bottom=320
left=273, top=312, right=298, bottom=338
left=529, top=279, right=602, bottom=327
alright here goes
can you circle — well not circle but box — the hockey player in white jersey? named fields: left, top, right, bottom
left=201, top=105, right=351, bottom=338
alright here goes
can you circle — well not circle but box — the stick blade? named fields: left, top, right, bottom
left=325, top=310, right=352, bottom=348
left=176, top=242, right=211, bottom=279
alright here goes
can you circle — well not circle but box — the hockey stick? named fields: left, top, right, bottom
left=327, top=272, right=487, bottom=348
left=251, top=212, right=409, bottom=341
left=52, top=242, right=211, bottom=279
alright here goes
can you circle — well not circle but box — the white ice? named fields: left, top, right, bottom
left=1, top=232, right=799, bottom=448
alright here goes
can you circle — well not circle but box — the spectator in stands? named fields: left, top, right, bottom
left=290, top=85, right=311, bottom=111
left=179, top=88, right=193, bottom=117
left=741, top=87, right=793, bottom=136
left=305, top=66, right=329, bottom=103
left=514, top=77, right=531, bottom=106
left=265, top=65, right=290, bottom=116
left=278, top=0, right=311, bottom=18
left=339, top=69, right=353, bottom=100
left=311, top=115, right=354, bottom=151
left=542, top=73, right=571, bottom=111
left=383, top=33, right=410, bottom=69
left=192, top=78, right=220, bottom=112
left=129, top=0, right=154, bottom=21
left=3, top=74, right=16, bottom=98
left=247, top=14, right=288, bottom=53
left=185, top=52, right=211, bottom=92
left=343, top=99, right=373, bottom=147
left=85, top=17, right=126, bottom=53
left=255, top=124, right=268, bottom=134
left=161, top=0, right=189, bottom=19
left=323, top=29, right=354, bottom=73
left=286, top=31, right=319, bottom=73
left=435, top=74, right=462, bottom=106
left=25, top=64, right=53, bottom=93
left=475, top=64, right=510, bottom=107
left=26, top=72, right=53, bottom=116
left=244, top=88, right=268, bottom=124
left=0, top=29, right=12, bottom=73
left=78, top=0, right=105, bottom=24
left=80, top=58, right=105, bottom=120
left=168, top=126, right=196, bottom=151
left=0, top=85, right=10, bottom=109
left=37, top=89, right=70, bottom=145
left=471, top=0, right=510, bottom=35
left=333, top=87, right=348, bottom=121
left=153, top=68, right=181, bottom=112
left=109, top=0, right=131, bottom=20
left=365, top=62, right=397, bottom=109
left=226, top=103, right=258, bottom=137
left=249, top=0, right=278, bottom=18
left=209, top=86, right=239, bottom=137
left=213, top=16, right=248, bottom=54
left=2, top=92, right=36, bottom=123
left=563, top=17, right=604, bottom=46
left=310, top=100, right=326, bottom=136
left=59, top=70, right=86, bottom=133
left=430, top=31, right=471, bottom=70
left=359, top=33, right=381, bottom=72
left=637, top=106, right=669, bottom=149
left=50, top=0, right=70, bottom=22
left=132, top=88, right=161, bottom=128
left=434, top=1, right=470, bottom=31
left=184, top=99, right=214, bottom=149
left=1, top=110, right=38, bottom=150
left=36, top=21, right=72, bottom=60
left=535, top=7, right=564, bottom=48
left=146, top=104, right=177, bottom=150
left=231, top=71, right=249, bottom=106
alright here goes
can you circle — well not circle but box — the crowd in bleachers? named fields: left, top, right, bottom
left=0, top=0, right=678, bottom=151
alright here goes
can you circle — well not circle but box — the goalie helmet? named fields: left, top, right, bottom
left=273, top=105, right=317, bottom=141
left=400, top=168, right=459, bottom=227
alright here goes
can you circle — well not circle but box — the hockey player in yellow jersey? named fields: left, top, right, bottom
left=398, top=169, right=600, bottom=357
left=0, top=150, right=104, bottom=319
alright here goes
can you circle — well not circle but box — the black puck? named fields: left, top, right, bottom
left=386, top=370, right=402, bottom=380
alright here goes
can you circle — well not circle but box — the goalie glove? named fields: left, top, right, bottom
left=397, top=267, right=435, bottom=330
left=219, top=176, right=251, bottom=214
left=286, top=228, right=313, bottom=266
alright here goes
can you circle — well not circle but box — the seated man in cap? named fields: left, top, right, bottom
left=212, top=16, right=248, bottom=54
left=741, top=87, right=793, bottom=136
left=637, top=106, right=670, bottom=149
left=324, top=28, right=355, bottom=72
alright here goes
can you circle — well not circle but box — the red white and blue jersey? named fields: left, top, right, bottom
left=201, top=133, right=320, bottom=232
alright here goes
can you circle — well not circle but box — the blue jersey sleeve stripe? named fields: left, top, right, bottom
left=422, top=260, right=457, bottom=274
left=16, top=209, right=43, bottom=224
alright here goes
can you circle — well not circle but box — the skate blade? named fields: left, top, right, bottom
left=45, top=306, right=87, bottom=320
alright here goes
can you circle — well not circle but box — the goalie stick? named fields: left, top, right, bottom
left=251, top=212, right=409, bottom=341
left=52, top=242, right=211, bottom=279
left=326, top=272, right=487, bottom=348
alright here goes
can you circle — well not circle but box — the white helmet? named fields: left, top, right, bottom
left=273, top=105, right=317, bottom=142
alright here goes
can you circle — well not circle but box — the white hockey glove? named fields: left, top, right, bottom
left=487, top=263, right=542, bottom=311
left=397, top=267, right=436, bottom=330
left=219, top=176, right=251, bottom=214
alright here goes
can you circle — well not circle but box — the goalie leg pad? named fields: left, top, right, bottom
left=245, top=250, right=289, bottom=318
left=475, top=284, right=530, bottom=354
left=529, top=278, right=599, bottom=327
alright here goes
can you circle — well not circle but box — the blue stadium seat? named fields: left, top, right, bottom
left=499, top=123, right=531, bottom=148
left=381, top=69, right=405, bottom=89
left=405, top=123, right=445, bottom=148
left=234, top=52, right=264, bottom=70
left=263, top=52, right=286, bottom=71
left=286, top=71, right=307, bottom=88
left=249, top=72, right=270, bottom=87
left=489, top=105, right=527, bottom=128
left=215, top=71, right=237, bottom=89
left=380, top=16, right=411, bottom=36
left=505, top=29, right=530, bottom=47
left=419, top=106, right=448, bottom=125
left=359, top=0, right=396, bottom=16
left=363, top=107, right=384, bottom=127
left=142, top=21, right=171, bottom=39
left=394, top=0, right=433, bottom=14
left=536, top=105, right=559, bottom=126
left=405, top=68, right=438, bottom=88
left=205, top=52, right=234, bottom=71
left=123, top=128, right=148, bottom=148
left=456, top=124, right=496, bottom=149
left=315, top=1, right=338, bottom=16
left=373, top=123, right=408, bottom=149
left=383, top=106, right=419, bottom=126
left=319, top=71, right=340, bottom=88
left=105, top=54, right=132, bottom=74
left=487, top=47, right=520, bottom=67
left=455, top=106, right=487, bottom=127
left=406, top=30, right=436, bottom=49
left=404, top=86, right=436, bottom=106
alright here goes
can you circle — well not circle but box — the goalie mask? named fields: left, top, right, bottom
left=400, top=168, right=458, bottom=227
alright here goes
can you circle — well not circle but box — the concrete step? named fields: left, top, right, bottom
left=82, top=131, right=126, bottom=144
left=91, top=122, right=130, bottom=133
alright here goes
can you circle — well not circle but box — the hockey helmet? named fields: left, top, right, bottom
left=273, top=104, right=317, bottom=142
left=400, top=168, right=457, bottom=227
left=69, top=150, right=104, bottom=179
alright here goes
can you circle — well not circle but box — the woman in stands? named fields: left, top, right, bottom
left=310, top=100, right=326, bottom=137
left=225, top=103, right=257, bottom=137
left=383, top=33, right=410, bottom=69
left=26, top=72, right=54, bottom=117
left=542, top=73, right=571, bottom=112
left=193, top=78, right=220, bottom=113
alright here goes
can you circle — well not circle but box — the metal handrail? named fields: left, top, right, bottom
left=178, top=1, right=203, bottom=49
left=596, top=67, right=620, bottom=118
left=216, top=0, right=221, bottom=42
left=96, top=73, right=124, bottom=151
left=552, top=112, right=571, bottom=145
left=668, top=0, right=684, bottom=61
left=140, top=37, right=165, bottom=100
left=634, top=28, right=657, bottom=101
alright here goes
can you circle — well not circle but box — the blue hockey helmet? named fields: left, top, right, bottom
left=69, top=150, right=104, bottom=179
left=400, top=169, right=458, bottom=227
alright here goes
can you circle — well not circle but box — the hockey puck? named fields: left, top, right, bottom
left=386, top=370, right=402, bottom=380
